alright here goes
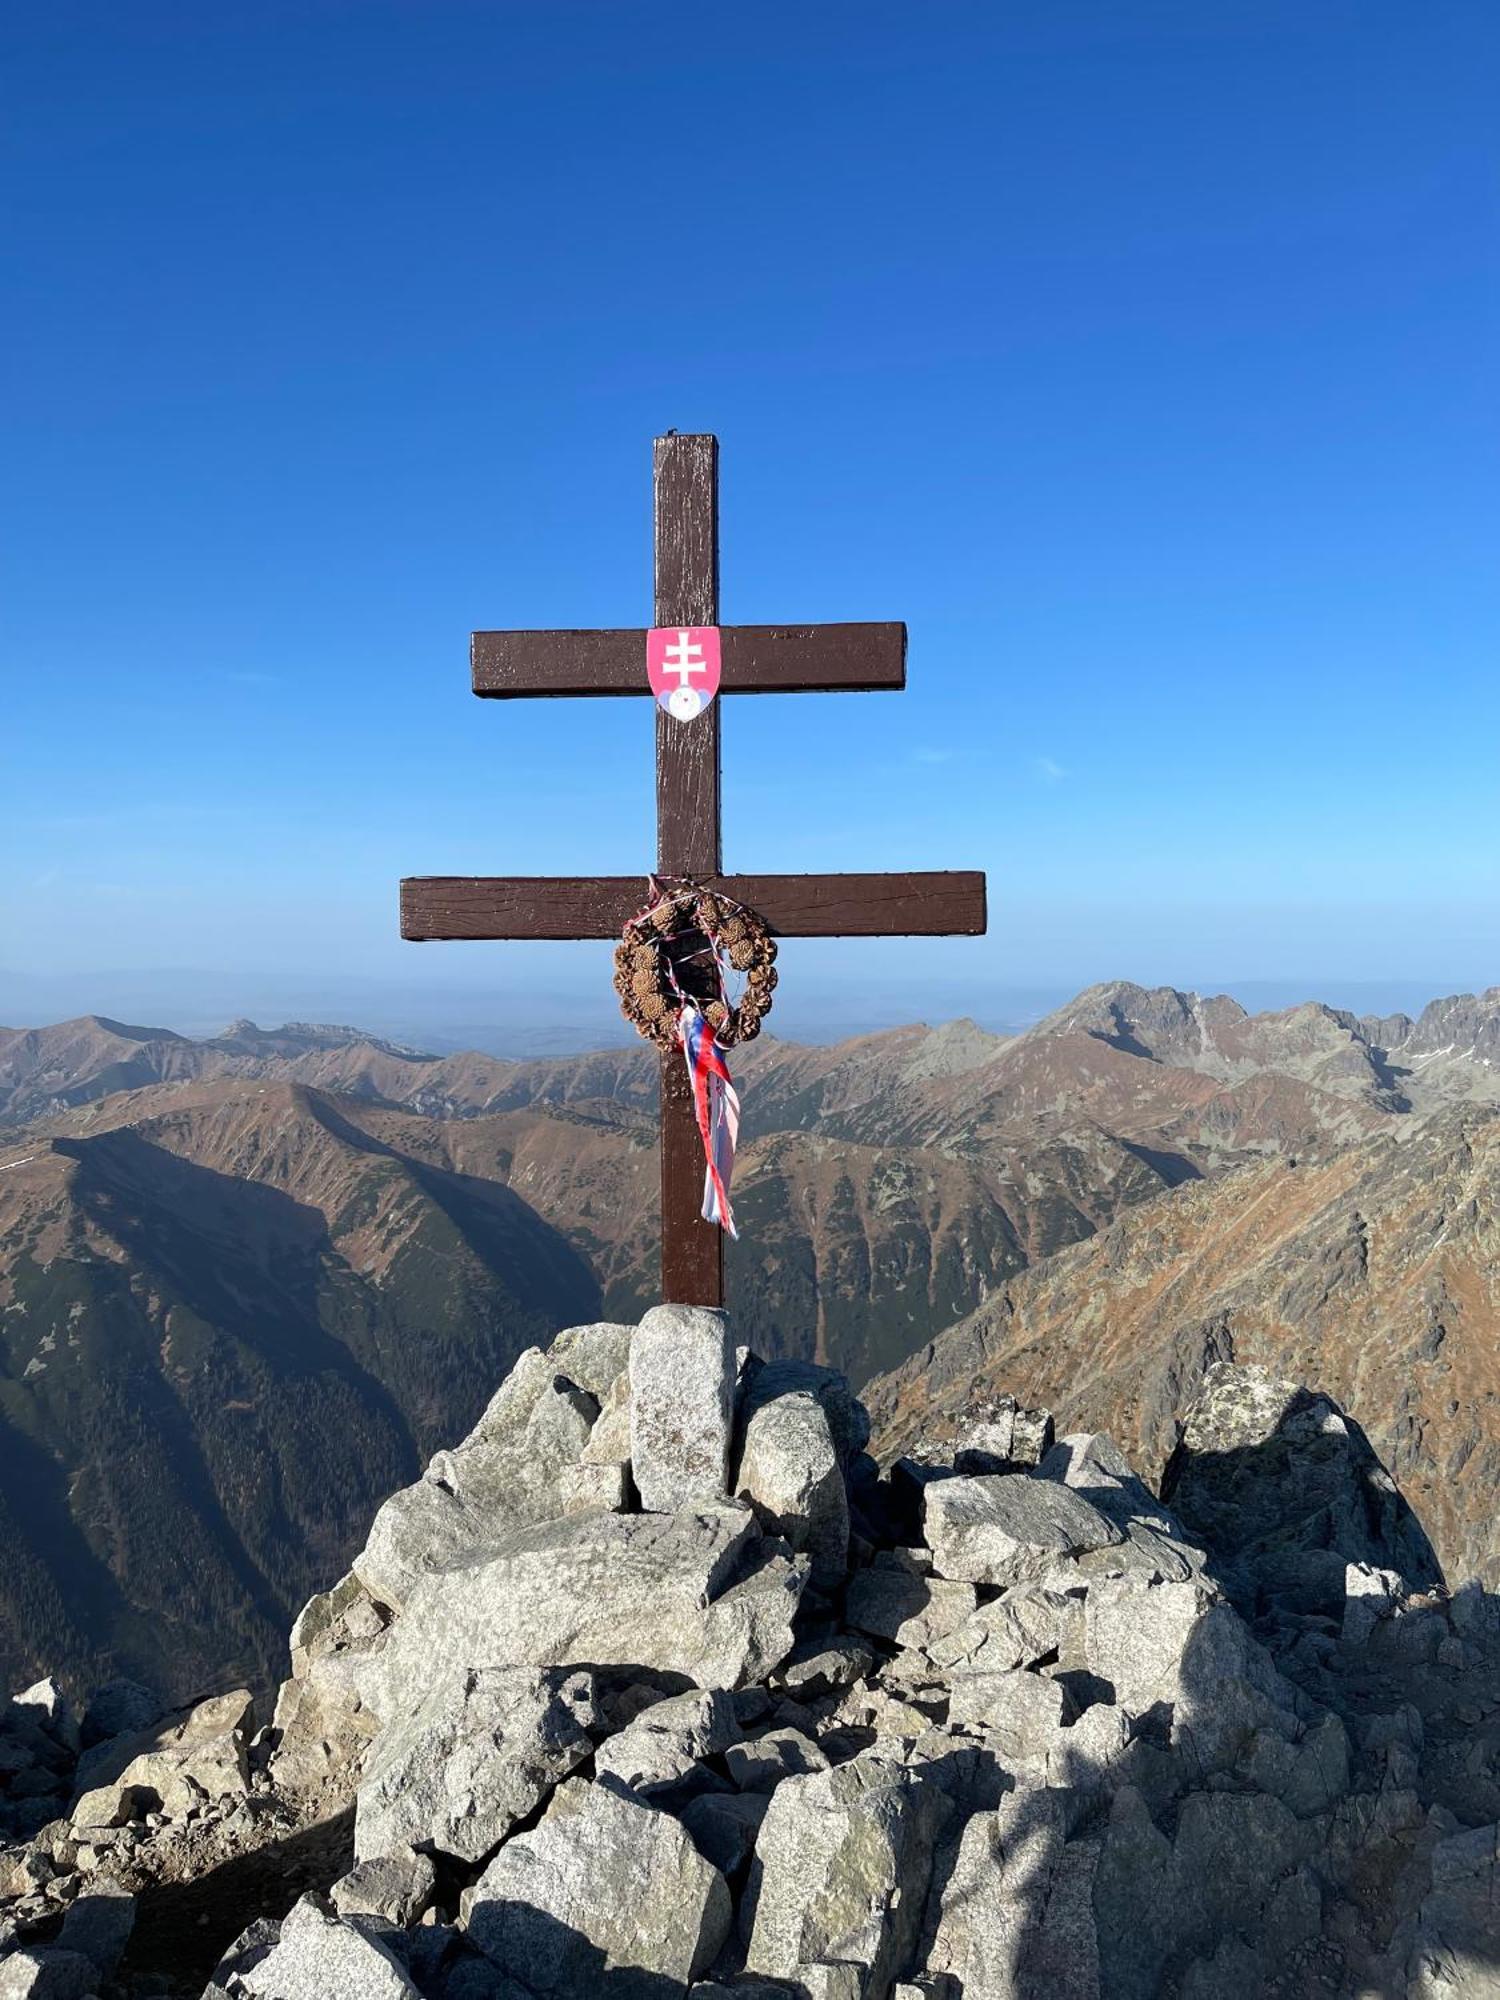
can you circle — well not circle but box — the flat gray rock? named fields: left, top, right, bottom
left=844, top=1564, right=977, bottom=1649
left=464, top=1778, right=731, bottom=1997
left=593, top=1688, right=739, bottom=1798
left=923, top=1473, right=1124, bottom=1586
left=229, top=1894, right=420, bottom=2000
left=772, top=1635, right=875, bottom=1698
left=946, top=1666, right=1071, bottom=1774
left=355, top=1354, right=598, bottom=1610
left=369, top=1506, right=801, bottom=1711
left=356, top=1666, right=597, bottom=1864
left=743, top=1754, right=950, bottom=1989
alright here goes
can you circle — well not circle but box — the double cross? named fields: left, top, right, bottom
left=401, top=434, right=987, bottom=1307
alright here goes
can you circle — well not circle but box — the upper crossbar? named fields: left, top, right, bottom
left=401, top=871, right=986, bottom=941
left=470, top=623, right=906, bottom=698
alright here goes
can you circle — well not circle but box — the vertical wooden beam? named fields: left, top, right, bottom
left=654, top=434, right=721, bottom=872
left=653, top=433, right=724, bottom=1308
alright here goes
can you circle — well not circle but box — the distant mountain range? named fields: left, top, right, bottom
left=2, top=980, right=1498, bottom=1698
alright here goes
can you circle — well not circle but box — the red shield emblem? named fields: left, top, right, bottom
left=646, top=625, right=721, bottom=721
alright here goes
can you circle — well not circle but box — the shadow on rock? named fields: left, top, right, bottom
left=116, top=1807, right=354, bottom=1996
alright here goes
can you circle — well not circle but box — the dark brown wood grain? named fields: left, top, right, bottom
left=470, top=622, right=907, bottom=697
left=653, top=434, right=723, bottom=1306
left=400, top=872, right=988, bottom=941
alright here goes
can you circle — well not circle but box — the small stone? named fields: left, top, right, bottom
left=559, top=1459, right=629, bottom=1514
left=772, top=1636, right=875, bottom=1698
left=287, top=1572, right=387, bottom=1678
left=943, top=1394, right=1054, bottom=1473
left=791, top=1969, right=862, bottom=2000
left=723, top=1727, right=829, bottom=1793
left=331, top=1849, right=436, bottom=1925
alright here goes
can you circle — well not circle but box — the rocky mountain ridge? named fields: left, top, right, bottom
left=1, top=1319, right=1497, bottom=1998
left=7, top=980, right=1500, bottom=1129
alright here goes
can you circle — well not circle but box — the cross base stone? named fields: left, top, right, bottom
left=629, top=1304, right=736, bottom=1512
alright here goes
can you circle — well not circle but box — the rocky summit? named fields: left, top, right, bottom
left=2, top=1316, right=1500, bottom=1998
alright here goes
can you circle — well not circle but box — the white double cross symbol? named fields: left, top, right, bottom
left=661, top=628, right=706, bottom=688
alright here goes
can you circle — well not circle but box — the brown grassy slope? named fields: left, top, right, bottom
left=865, top=1107, right=1500, bottom=1589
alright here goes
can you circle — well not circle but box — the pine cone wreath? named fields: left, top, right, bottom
left=615, top=881, right=777, bottom=1050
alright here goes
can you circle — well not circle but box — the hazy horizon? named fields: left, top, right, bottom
left=2, top=962, right=1487, bottom=1060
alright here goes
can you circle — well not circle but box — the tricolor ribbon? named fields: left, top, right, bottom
left=678, top=1002, right=740, bottom=1238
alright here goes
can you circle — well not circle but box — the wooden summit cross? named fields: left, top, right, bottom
left=401, top=433, right=987, bottom=1309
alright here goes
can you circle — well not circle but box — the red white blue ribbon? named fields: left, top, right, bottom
left=678, top=1002, right=740, bottom=1238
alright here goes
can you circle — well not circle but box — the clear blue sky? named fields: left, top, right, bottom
left=5, top=2, right=1498, bottom=1036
